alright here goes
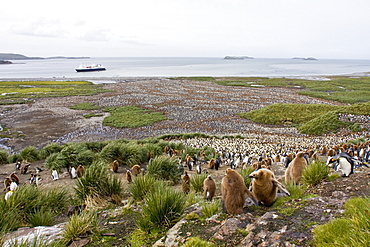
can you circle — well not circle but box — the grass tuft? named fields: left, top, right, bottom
left=62, top=210, right=99, bottom=245
left=136, top=185, right=186, bottom=232
left=302, top=160, right=330, bottom=186
left=190, top=173, right=208, bottom=193
left=201, top=199, right=221, bottom=218
left=313, top=197, right=370, bottom=246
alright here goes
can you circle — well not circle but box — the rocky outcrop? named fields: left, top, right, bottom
left=2, top=223, right=66, bottom=247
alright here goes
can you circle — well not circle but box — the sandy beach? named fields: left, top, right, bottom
left=0, top=77, right=363, bottom=153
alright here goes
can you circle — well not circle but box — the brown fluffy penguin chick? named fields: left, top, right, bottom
left=76, top=165, right=85, bottom=177
left=182, top=171, right=190, bottom=194
left=203, top=175, right=216, bottom=200
left=126, top=170, right=133, bottom=183
left=3, top=177, right=12, bottom=191
left=10, top=173, right=20, bottom=185
left=285, top=152, right=308, bottom=184
left=131, top=165, right=141, bottom=176
left=111, top=160, right=119, bottom=173
left=221, top=168, right=257, bottom=214
left=249, top=168, right=290, bottom=206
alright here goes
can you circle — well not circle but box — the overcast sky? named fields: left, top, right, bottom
left=1, top=0, right=370, bottom=59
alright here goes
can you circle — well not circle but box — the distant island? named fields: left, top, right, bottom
left=292, top=57, right=318, bottom=61
left=224, top=56, right=254, bottom=60
left=0, top=60, right=12, bottom=64
left=0, top=53, right=90, bottom=61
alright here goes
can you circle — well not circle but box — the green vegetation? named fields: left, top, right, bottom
left=177, top=76, right=370, bottom=104
left=62, top=210, right=99, bottom=245
left=0, top=185, right=70, bottom=232
left=0, top=81, right=109, bottom=105
left=313, top=197, right=370, bottom=246
left=19, top=146, right=40, bottom=162
left=136, top=185, right=186, bottom=232
left=83, top=113, right=104, bottom=118
left=181, top=237, right=217, bottom=247
left=147, top=155, right=183, bottom=184
left=239, top=103, right=338, bottom=126
left=129, top=175, right=164, bottom=201
left=0, top=149, right=8, bottom=164
left=190, top=173, right=208, bottom=193
left=201, top=199, right=221, bottom=218
left=74, top=162, right=123, bottom=204
left=239, top=102, right=370, bottom=135
left=70, top=102, right=101, bottom=110
left=103, top=105, right=167, bottom=128
left=239, top=166, right=255, bottom=188
left=302, top=160, right=331, bottom=186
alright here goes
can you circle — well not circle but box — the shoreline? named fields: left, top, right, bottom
left=1, top=70, right=370, bottom=83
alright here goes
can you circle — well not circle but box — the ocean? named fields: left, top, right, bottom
left=1, top=57, right=370, bottom=79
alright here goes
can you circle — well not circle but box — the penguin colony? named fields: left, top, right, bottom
left=2, top=138, right=369, bottom=213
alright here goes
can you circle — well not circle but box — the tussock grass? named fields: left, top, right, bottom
left=0, top=185, right=70, bottom=233
left=201, top=199, right=221, bottom=218
left=181, top=237, right=217, bottom=247
left=45, top=142, right=96, bottom=170
left=103, top=105, right=167, bottom=128
left=0, top=149, right=8, bottom=164
left=39, top=143, right=63, bottom=159
left=129, top=175, right=165, bottom=201
left=136, top=185, right=186, bottom=232
left=190, top=173, right=208, bottom=193
left=313, top=197, right=370, bottom=246
left=62, top=210, right=99, bottom=245
left=273, top=183, right=305, bottom=209
left=302, top=160, right=330, bottom=186
left=74, top=162, right=123, bottom=203
left=147, top=155, right=182, bottom=184
left=27, top=207, right=56, bottom=227
left=239, top=166, right=255, bottom=188
left=20, top=146, right=40, bottom=162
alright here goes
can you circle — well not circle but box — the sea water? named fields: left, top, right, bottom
left=1, top=57, right=370, bottom=79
